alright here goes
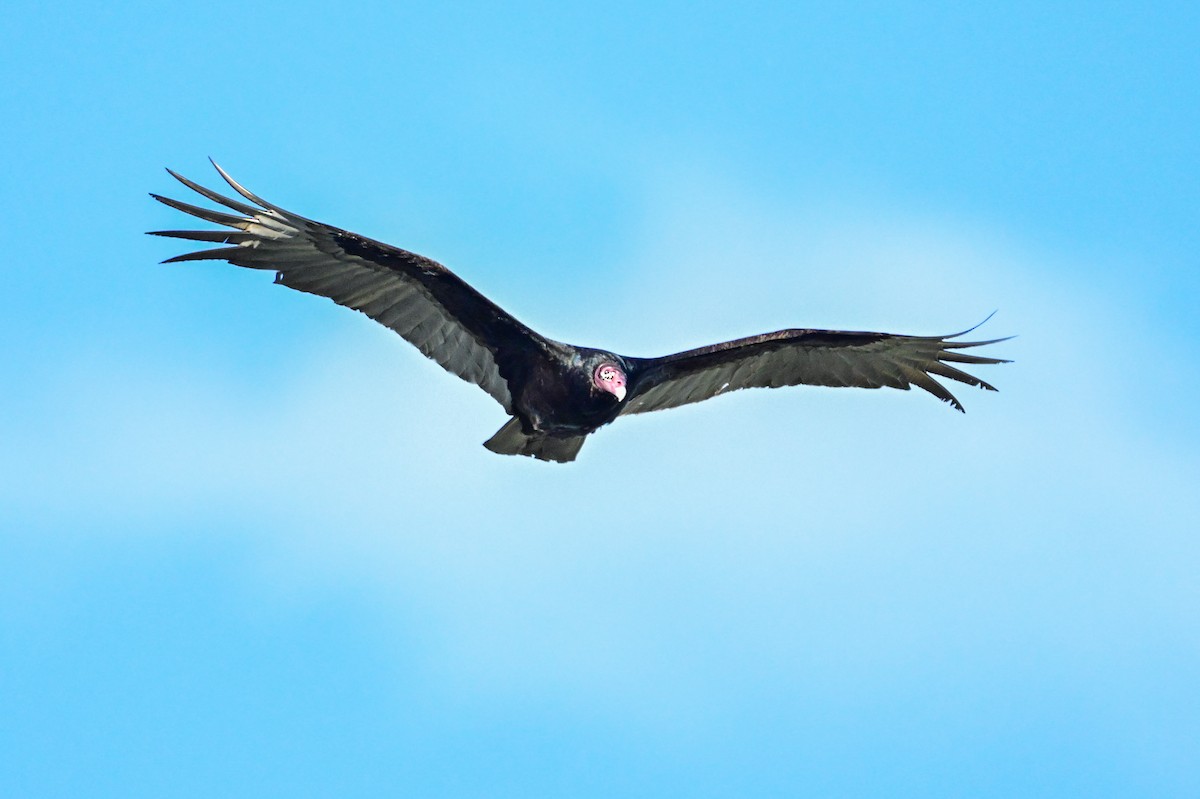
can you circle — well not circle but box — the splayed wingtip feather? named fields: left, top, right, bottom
left=208, top=158, right=288, bottom=214
left=165, top=167, right=262, bottom=216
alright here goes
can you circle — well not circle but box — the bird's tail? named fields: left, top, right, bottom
left=483, top=418, right=587, bottom=463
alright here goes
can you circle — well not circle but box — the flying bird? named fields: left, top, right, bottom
left=150, top=162, right=1010, bottom=463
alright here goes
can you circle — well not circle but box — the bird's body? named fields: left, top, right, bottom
left=151, top=163, right=1009, bottom=462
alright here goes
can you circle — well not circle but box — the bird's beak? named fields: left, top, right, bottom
left=613, top=383, right=627, bottom=402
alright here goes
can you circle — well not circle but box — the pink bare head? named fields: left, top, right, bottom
left=593, top=362, right=627, bottom=402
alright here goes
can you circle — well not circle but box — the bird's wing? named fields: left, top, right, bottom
left=150, top=162, right=552, bottom=411
left=622, top=324, right=1010, bottom=415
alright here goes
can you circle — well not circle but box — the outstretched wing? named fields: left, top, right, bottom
left=623, top=324, right=1010, bottom=415
left=149, top=162, right=550, bottom=411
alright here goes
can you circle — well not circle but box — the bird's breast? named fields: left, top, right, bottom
left=513, top=359, right=621, bottom=435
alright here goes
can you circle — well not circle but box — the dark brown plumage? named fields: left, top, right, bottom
left=150, top=162, right=1010, bottom=463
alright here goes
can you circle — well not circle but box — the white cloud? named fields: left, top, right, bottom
left=5, top=171, right=1197, bottom=729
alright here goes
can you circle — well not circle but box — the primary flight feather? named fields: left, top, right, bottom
left=150, top=162, right=1010, bottom=463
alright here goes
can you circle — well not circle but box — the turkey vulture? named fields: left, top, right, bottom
left=150, top=162, right=1010, bottom=463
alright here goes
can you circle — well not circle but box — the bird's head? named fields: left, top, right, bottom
left=593, top=361, right=627, bottom=402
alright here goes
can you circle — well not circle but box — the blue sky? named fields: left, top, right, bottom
left=2, top=2, right=1198, bottom=796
